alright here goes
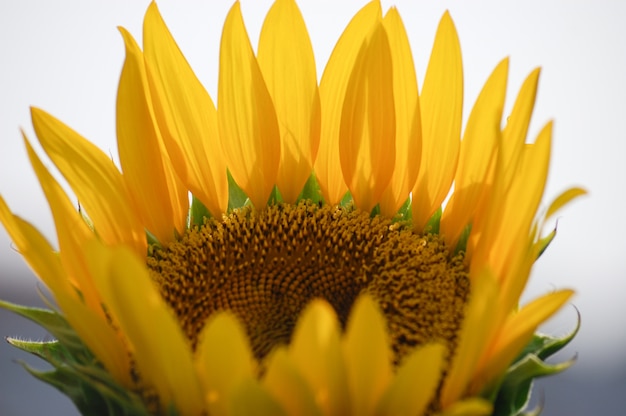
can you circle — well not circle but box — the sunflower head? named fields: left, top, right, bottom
left=1, top=1, right=585, bottom=415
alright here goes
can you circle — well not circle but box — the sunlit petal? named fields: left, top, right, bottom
left=340, top=23, right=395, bottom=212
left=31, top=107, right=146, bottom=256
left=258, top=0, right=321, bottom=203
left=440, top=58, right=508, bottom=248
left=378, top=7, right=421, bottom=217
left=143, top=2, right=228, bottom=217
left=24, top=135, right=103, bottom=313
left=218, top=2, right=280, bottom=208
left=316, top=0, right=382, bottom=204
left=412, top=11, right=463, bottom=231
left=117, top=27, right=188, bottom=243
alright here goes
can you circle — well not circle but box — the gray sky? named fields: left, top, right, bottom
left=1, top=0, right=625, bottom=410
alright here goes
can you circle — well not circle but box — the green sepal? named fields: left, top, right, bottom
left=296, top=173, right=323, bottom=204
left=19, top=361, right=151, bottom=416
left=424, top=207, right=442, bottom=234
left=6, top=338, right=70, bottom=363
left=266, top=186, right=283, bottom=205
left=0, top=300, right=85, bottom=356
left=78, top=202, right=95, bottom=233
left=227, top=170, right=249, bottom=211
left=2, top=300, right=155, bottom=415
left=536, top=226, right=556, bottom=259
left=145, top=230, right=162, bottom=251
left=492, top=353, right=576, bottom=416
left=393, top=197, right=412, bottom=224
left=190, top=195, right=212, bottom=227
left=491, top=315, right=580, bottom=416
left=453, top=223, right=472, bottom=256
left=339, top=191, right=353, bottom=209
left=518, top=312, right=580, bottom=362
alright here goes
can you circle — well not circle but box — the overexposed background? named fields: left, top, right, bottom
left=1, top=0, right=625, bottom=414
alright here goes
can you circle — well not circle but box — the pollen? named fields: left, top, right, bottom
left=147, top=202, right=469, bottom=364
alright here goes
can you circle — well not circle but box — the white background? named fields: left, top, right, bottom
left=1, top=0, right=625, bottom=414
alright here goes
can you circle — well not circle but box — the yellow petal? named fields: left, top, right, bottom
left=0, top=197, right=74, bottom=302
left=375, top=343, right=445, bottom=416
left=472, top=123, right=551, bottom=285
left=343, top=295, right=392, bottom=416
left=263, top=348, right=322, bottom=416
left=545, top=186, right=587, bottom=220
left=231, top=379, right=287, bottom=416
left=440, top=269, right=498, bottom=409
left=412, top=11, right=463, bottom=231
left=196, top=312, right=256, bottom=416
left=0, top=200, right=132, bottom=386
left=30, top=107, right=146, bottom=256
left=258, top=0, right=321, bottom=203
left=500, top=68, right=540, bottom=189
left=316, top=0, right=382, bottom=205
left=143, top=2, right=228, bottom=217
left=378, top=7, right=421, bottom=217
left=218, top=2, right=280, bottom=208
left=340, top=23, right=395, bottom=212
left=471, top=289, right=574, bottom=394
left=437, top=398, right=493, bottom=416
left=440, top=58, right=508, bottom=248
left=289, top=300, right=350, bottom=416
left=23, top=134, right=103, bottom=313
left=87, top=242, right=204, bottom=415
left=117, top=27, right=188, bottom=243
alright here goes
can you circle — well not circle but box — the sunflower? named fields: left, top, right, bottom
left=0, top=1, right=585, bottom=415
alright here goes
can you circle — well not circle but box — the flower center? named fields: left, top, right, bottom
left=147, top=202, right=469, bottom=364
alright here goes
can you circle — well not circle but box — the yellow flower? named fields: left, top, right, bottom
left=0, top=1, right=586, bottom=415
